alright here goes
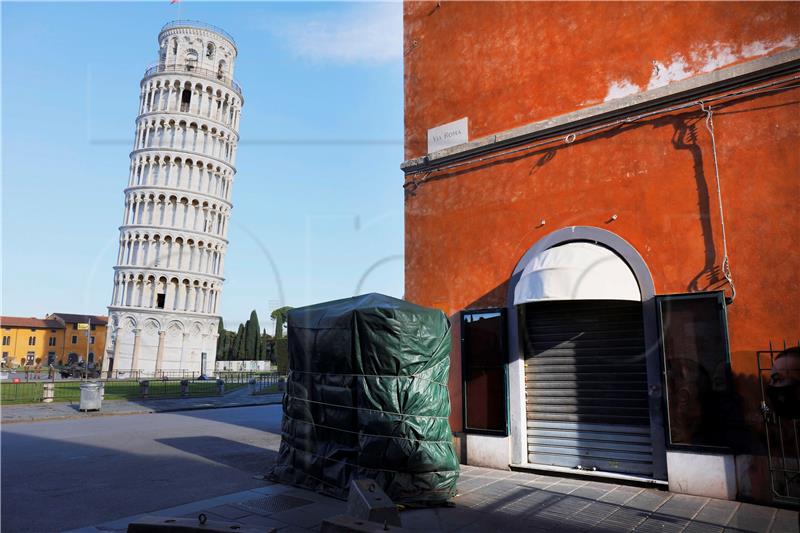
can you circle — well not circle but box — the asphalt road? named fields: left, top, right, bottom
left=1, top=404, right=284, bottom=532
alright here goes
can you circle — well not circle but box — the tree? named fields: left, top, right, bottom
left=216, top=320, right=230, bottom=360
left=232, top=323, right=246, bottom=360
left=259, top=328, right=272, bottom=361
left=217, top=307, right=292, bottom=364
left=244, top=310, right=261, bottom=359
left=215, top=320, right=240, bottom=362
left=270, top=306, right=293, bottom=340
left=275, top=338, right=289, bottom=373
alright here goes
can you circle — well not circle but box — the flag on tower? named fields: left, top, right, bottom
left=170, top=0, right=180, bottom=4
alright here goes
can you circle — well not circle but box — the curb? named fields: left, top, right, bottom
left=157, top=400, right=282, bottom=413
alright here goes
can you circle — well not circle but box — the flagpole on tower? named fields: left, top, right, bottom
left=171, top=0, right=182, bottom=19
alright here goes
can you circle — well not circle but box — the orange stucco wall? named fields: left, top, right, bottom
left=404, top=1, right=799, bottom=159
left=403, top=1, right=800, bottom=501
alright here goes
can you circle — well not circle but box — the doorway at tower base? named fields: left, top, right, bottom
left=269, top=293, right=459, bottom=505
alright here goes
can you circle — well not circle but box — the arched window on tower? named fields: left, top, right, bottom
left=185, top=49, right=198, bottom=71
left=181, top=89, right=192, bottom=112
left=206, top=42, right=215, bottom=59
left=217, top=60, right=227, bottom=80
left=172, top=38, right=178, bottom=56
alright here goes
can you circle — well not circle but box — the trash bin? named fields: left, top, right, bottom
left=139, top=380, right=150, bottom=398
left=42, top=382, right=55, bottom=403
left=79, top=381, right=103, bottom=411
left=180, top=379, right=189, bottom=397
left=216, top=379, right=225, bottom=395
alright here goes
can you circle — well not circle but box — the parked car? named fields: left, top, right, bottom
left=58, top=362, right=100, bottom=379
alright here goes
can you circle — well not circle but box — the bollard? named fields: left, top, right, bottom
left=139, top=380, right=150, bottom=399
left=248, top=378, right=257, bottom=394
left=346, top=479, right=401, bottom=527
left=278, top=377, right=287, bottom=392
left=42, top=382, right=55, bottom=403
left=180, top=379, right=189, bottom=397
left=216, top=379, right=225, bottom=395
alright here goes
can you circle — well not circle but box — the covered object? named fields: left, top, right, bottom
left=269, top=293, right=459, bottom=505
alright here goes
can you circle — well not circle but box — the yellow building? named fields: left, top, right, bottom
left=47, top=313, right=108, bottom=367
left=1, top=317, right=64, bottom=368
left=0, top=314, right=108, bottom=368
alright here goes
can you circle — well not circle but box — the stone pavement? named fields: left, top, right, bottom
left=67, top=465, right=798, bottom=533
left=1, top=386, right=283, bottom=424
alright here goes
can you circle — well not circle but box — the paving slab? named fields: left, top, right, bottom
left=626, top=490, right=673, bottom=512
left=598, top=485, right=643, bottom=505
left=73, top=465, right=798, bottom=533
left=635, top=513, right=689, bottom=533
left=656, top=493, right=709, bottom=519
left=725, top=502, right=777, bottom=533
left=205, top=504, right=254, bottom=520
left=596, top=505, right=650, bottom=531
left=772, top=508, right=800, bottom=533
left=571, top=481, right=615, bottom=501
left=692, top=499, right=740, bottom=526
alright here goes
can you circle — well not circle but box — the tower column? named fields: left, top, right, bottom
left=179, top=331, right=191, bottom=372
left=155, top=330, right=167, bottom=372
left=130, top=328, right=142, bottom=373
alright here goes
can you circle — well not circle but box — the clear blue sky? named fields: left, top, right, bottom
left=1, top=1, right=404, bottom=329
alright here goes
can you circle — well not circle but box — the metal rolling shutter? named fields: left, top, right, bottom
left=523, top=300, right=655, bottom=478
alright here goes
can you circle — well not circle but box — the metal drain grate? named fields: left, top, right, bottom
left=236, top=494, right=314, bottom=515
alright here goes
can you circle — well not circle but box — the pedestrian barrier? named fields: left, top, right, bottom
left=0, top=371, right=278, bottom=405
left=249, top=373, right=286, bottom=395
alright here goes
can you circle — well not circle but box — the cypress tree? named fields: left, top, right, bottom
left=245, top=310, right=260, bottom=359
left=216, top=321, right=227, bottom=360
left=260, top=329, right=271, bottom=360
left=224, top=330, right=236, bottom=360
left=232, top=323, right=246, bottom=360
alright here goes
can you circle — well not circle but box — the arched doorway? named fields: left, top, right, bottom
left=507, top=227, right=667, bottom=481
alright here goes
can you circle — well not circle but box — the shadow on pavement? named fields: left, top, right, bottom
left=0, top=431, right=271, bottom=533
left=166, top=402, right=284, bottom=434
left=156, top=435, right=279, bottom=474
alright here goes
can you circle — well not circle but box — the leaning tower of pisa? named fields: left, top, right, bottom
left=103, top=21, right=243, bottom=376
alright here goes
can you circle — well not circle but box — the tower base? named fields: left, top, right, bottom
left=104, top=308, right=219, bottom=376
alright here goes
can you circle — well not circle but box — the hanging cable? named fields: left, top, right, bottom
left=404, top=75, right=800, bottom=184
left=700, top=102, right=736, bottom=303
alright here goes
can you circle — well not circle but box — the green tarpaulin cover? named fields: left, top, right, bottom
left=269, top=293, right=459, bottom=504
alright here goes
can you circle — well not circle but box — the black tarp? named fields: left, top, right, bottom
left=269, top=293, right=459, bottom=505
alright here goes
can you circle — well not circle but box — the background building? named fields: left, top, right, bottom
left=1, top=317, right=64, bottom=368
left=104, top=21, right=243, bottom=376
left=402, top=2, right=799, bottom=505
left=1, top=314, right=107, bottom=367
left=47, top=313, right=108, bottom=366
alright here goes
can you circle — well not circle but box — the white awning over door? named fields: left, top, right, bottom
left=513, top=242, right=640, bottom=304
